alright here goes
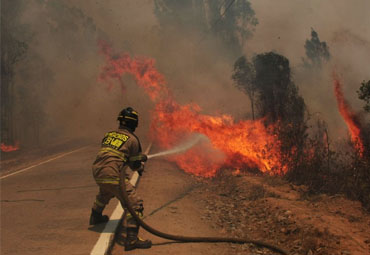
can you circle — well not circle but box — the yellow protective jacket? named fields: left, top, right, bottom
left=92, top=127, right=142, bottom=185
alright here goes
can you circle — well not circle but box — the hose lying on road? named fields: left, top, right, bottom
left=119, top=168, right=289, bottom=255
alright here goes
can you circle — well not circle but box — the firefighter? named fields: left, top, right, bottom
left=89, top=107, right=152, bottom=251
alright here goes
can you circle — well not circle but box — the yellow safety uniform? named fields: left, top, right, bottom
left=92, top=127, right=143, bottom=229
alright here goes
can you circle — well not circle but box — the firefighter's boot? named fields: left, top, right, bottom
left=124, top=227, right=152, bottom=251
left=89, top=209, right=109, bottom=225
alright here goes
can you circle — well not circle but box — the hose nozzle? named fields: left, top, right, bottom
left=129, top=154, right=148, bottom=163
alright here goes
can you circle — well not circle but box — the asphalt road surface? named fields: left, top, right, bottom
left=1, top=144, right=231, bottom=255
left=1, top=146, right=112, bottom=255
left=110, top=158, right=231, bottom=255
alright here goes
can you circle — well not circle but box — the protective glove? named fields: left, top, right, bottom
left=129, top=154, right=148, bottom=163
left=137, top=162, right=145, bottom=176
left=128, top=154, right=147, bottom=175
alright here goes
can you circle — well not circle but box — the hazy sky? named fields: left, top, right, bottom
left=10, top=0, right=370, bottom=143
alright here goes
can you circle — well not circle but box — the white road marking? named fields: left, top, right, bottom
left=129, top=171, right=140, bottom=187
left=90, top=142, right=152, bottom=255
left=0, top=146, right=89, bottom=180
left=90, top=203, right=123, bottom=255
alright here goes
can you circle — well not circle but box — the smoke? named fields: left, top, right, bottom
left=246, top=0, right=370, bottom=139
left=5, top=0, right=258, bottom=148
left=4, top=0, right=369, bottom=149
left=5, top=0, right=158, bottom=145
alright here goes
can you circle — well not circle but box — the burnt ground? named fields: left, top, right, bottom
left=111, top=158, right=370, bottom=255
left=195, top=170, right=370, bottom=255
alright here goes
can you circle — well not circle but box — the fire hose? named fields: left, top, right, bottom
left=119, top=156, right=289, bottom=255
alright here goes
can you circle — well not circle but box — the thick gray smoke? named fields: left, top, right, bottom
left=3, top=0, right=369, bottom=149
left=247, top=0, right=370, bottom=137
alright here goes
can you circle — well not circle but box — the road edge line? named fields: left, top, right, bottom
left=90, top=203, right=123, bottom=255
left=0, top=146, right=89, bottom=180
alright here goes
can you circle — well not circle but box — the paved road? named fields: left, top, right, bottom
left=1, top=143, right=231, bottom=255
left=0, top=145, right=114, bottom=255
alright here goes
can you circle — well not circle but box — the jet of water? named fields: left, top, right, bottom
left=147, top=134, right=207, bottom=159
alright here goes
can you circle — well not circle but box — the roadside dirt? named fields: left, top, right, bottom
left=110, top=157, right=369, bottom=255
left=110, top=159, right=232, bottom=255
left=198, top=170, right=370, bottom=255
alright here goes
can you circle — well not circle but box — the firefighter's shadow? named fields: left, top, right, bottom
left=87, top=219, right=121, bottom=233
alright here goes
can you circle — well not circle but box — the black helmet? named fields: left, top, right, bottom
left=117, top=107, right=139, bottom=131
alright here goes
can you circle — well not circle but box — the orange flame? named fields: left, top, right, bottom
left=333, top=73, right=364, bottom=156
left=98, top=40, right=167, bottom=100
left=99, top=42, right=286, bottom=177
left=1, top=142, right=19, bottom=152
left=232, top=168, right=241, bottom=176
left=150, top=101, right=286, bottom=176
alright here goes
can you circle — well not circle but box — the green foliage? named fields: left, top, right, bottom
left=231, top=50, right=370, bottom=212
left=232, top=56, right=255, bottom=92
left=154, top=0, right=208, bottom=33
left=154, top=0, right=258, bottom=58
left=303, top=28, right=330, bottom=68
left=357, top=80, right=370, bottom=112
left=232, top=52, right=307, bottom=131
left=231, top=56, right=256, bottom=119
left=232, top=52, right=306, bottom=124
left=232, top=52, right=307, bottom=172
left=210, top=0, right=258, bottom=57
left=253, top=52, right=306, bottom=125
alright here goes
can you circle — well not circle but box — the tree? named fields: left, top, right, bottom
left=210, top=0, right=258, bottom=58
left=154, top=0, right=258, bottom=59
left=232, top=52, right=306, bottom=124
left=231, top=56, right=256, bottom=119
left=1, top=0, right=98, bottom=148
left=357, top=80, right=370, bottom=112
left=303, top=28, right=330, bottom=68
left=253, top=52, right=294, bottom=122
left=1, top=0, right=28, bottom=145
left=250, top=52, right=307, bottom=169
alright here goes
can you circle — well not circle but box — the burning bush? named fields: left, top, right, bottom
left=99, top=42, right=370, bottom=209
left=233, top=52, right=307, bottom=173
left=99, top=42, right=290, bottom=176
left=232, top=52, right=370, bottom=209
left=285, top=78, right=370, bottom=210
left=286, top=119, right=370, bottom=210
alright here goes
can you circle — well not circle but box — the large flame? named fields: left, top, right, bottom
left=333, top=73, right=364, bottom=156
left=1, top=142, right=19, bottom=152
left=98, top=40, right=167, bottom=100
left=99, top=42, right=286, bottom=177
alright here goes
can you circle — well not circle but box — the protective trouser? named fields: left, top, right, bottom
left=92, top=180, right=143, bottom=229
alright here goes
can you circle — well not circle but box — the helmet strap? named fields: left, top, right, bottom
left=119, top=121, right=136, bottom=132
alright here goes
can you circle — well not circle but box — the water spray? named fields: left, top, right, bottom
left=147, top=134, right=207, bottom=159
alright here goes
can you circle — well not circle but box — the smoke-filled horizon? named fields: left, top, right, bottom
left=1, top=0, right=369, bottom=150
left=248, top=0, right=370, bottom=138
